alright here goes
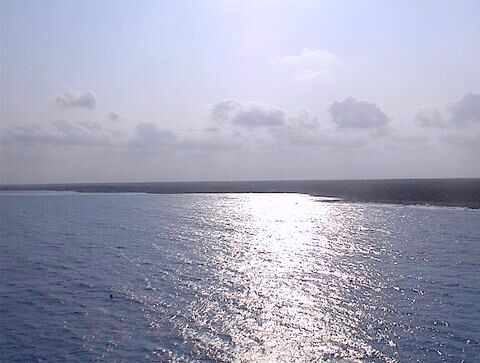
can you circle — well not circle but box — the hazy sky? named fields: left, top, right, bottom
left=1, top=0, right=479, bottom=184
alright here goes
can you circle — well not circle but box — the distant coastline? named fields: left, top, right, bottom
left=2, top=178, right=480, bottom=209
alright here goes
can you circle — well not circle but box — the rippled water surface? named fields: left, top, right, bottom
left=1, top=192, right=479, bottom=362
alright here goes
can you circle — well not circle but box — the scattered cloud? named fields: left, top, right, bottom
left=415, top=107, right=445, bottom=127
left=178, top=134, right=242, bottom=151
left=55, top=88, right=98, bottom=110
left=209, top=99, right=367, bottom=149
left=269, top=109, right=322, bottom=146
left=211, top=99, right=286, bottom=128
left=1, top=120, right=234, bottom=152
left=108, top=112, right=122, bottom=121
left=448, top=92, right=480, bottom=126
left=10, top=92, right=478, bottom=156
left=329, top=97, right=390, bottom=129
left=386, top=134, right=430, bottom=149
left=203, top=127, right=220, bottom=133
left=281, top=48, right=335, bottom=66
left=442, top=133, right=480, bottom=148
left=278, top=47, right=336, bottom=80
left=288, top=109, right=320, bottom=130
left=416, top=92, right=480, bottom=128
left=132, top=122, right=178, bottom=147
left=1, top=119, right=122, bottom=147
left=1, top=122, right=45, bottom=145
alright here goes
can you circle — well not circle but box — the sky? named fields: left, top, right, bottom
left=1, top=0, right=479, bottom=184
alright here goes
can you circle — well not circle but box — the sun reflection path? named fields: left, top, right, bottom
left=181, top=193, right=396, bottom=362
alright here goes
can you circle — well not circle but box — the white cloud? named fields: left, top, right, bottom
left=281, top=47, right=335, bottom=67
left=329, top=97, right=390, bottom=129
left=55, top=88, right=98, bottom=110
left=278, top=47, right=336, bottom=80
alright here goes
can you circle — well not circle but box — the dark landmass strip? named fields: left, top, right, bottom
left=2, top=178, right=480, bottom=209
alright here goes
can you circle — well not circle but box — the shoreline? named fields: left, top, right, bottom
left=1, top=178, right=480, bottom=209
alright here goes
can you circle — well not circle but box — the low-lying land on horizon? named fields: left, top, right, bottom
left=2, top=178, right=480, bottom=209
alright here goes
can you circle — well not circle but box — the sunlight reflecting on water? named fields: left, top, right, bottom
left=177, top=193, right=395, bottom=362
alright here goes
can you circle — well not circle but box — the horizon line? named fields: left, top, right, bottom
left=2, top=176, right=480, bottom=187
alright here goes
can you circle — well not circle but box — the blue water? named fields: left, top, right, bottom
left=0, top=192, right=479, bottom=362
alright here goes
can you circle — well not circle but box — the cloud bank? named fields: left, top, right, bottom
left=4, top=92, right=479, bottom=158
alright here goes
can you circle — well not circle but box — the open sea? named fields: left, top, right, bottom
left=0, top=191, right=479, bottom=362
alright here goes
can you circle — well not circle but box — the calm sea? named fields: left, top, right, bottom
left=0, top=192, right=479, bottom=362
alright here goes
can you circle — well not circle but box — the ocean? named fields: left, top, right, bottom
left=0, top=191, right=479, bottom=362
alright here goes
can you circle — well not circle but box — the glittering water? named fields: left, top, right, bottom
left=0, top=192, right=479, bottom=362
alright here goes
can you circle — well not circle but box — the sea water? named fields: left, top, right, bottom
left=0, top=192, right=479, bottom=362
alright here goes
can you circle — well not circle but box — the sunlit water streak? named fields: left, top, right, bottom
left=0, top=192, right=479, bottom=362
